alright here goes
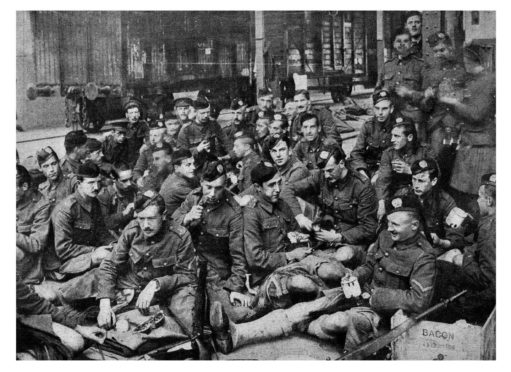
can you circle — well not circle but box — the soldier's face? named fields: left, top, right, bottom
left=477, top=185, right=492, bottom=217
left=302, top=118, right=319, bottom=142
left=176, top=106, right=190, bottom=121
left=126, top=107, right=140, bottom=123
left=149, top=128, right=165, bottom=145
left=391, top=127, right=410, bottom=150
left=16, top=181, right=29, bottom=202
left=294, top=94, right=310, bottom=113
left=269, top=121, right=284, bottom=136
left=175, top=157, right=196, bottom=179
left=201, top=175, right=226, bottom=203
left=412, top=172, right=437, bottom=197
left=270, top=140, right=292, bottom=167
left=165, top=123, right=181, bottom=137
left=116, top=170, right=134, bottom=191
left=387, top=211, right=418, bottom=242
left=393, top=34, right=411, bottom=55
left=323, top=157, right=344, bottom=184
left=87, top=149, right=103, bottom=164
left=284, top=102, right=298, bottom=118
left=152, top=150, right=171, bottom=172
left=405, top=15, right=421, bottom=37
left=40, top=155, right=61, bottom=182
left=195, top=107, right=210, bottom=124
left=256, top=119, right=270, bottom=139
left=234, top=108, right=246, bottom=123
left=78, top=176, right=102, bottom=198
left=374, top=100, right=394, bottom=122
left=76, top=144, right=90, bottom=161
left=114, top=129, right=126, bottom=143
left=137, top=205, right=163, bottom=238
left=258, top=95, right=273, bottom=110
left=261, top=174, right=282, bottom=203
left=433, top=43, right=454, bottom=61
left=233, top=140, right=250, bottom=159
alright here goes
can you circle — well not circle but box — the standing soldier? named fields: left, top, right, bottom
left=17, top=165, right=51, bottom=284
left=248, top=88, right=275, bottom=125
left=124, top=100, right=150, bottom=168
left=232, top=135, right=261, bottom=193
left=172, top=162, right=253, bottom=323
left=159, top=149, right=199, bottom=217
left=61, top=130, right=88, bottom=177
left=102, top=122, right=130, bottom=168
left=404, top=11, right=423, bottom=58
left=293, top=113, right=339, bottom=171
left=349, top=89, right=396, bottom=183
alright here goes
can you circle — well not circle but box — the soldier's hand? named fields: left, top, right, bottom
left=295, top=214, right=313, bottom=231
left=136, top=281, right=158, bottom=315
left=184, top=205, right=204, bottom=224
left=315, top=229, right=341, bottom=243
left=286, top=246, right=313, bottom=262
left=75, top=325, right=107, bottom=344
left=92, top=246, right=112, bottom=266
left=97, top=299, right=116, bottom=329
left=430, top=233, right=441, bottom=246
left=452, top=253, right=464, bottom=267
left=196, top=140, right=210, bottom=153
left=396, top=85, right=412, bottom=97
left=377, top=201, right=386, bottom=222
left=123, top=202, right=135, bottom=216
left=229, top=292, right=252, bottom=307
left=424, top=87, right=436, bottom=99
left=391, top=159, right=411, bottom=174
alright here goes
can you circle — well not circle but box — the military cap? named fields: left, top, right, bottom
left=134, top=190, right=165, bottom=213
left=411, top=158, right=439, bottom=176
left=85, top=138, right=102, bottom=152
left=64, top=130, right=87, bottom=149
left=272, top=112, right=288, bottom=125
left=16, top=164, right=32, bottom=186
left=257, top=110, right=274, bottom=121
left=150, top=142, right=173, bottom=155
left=386, top=194, right=423, bottom=216
left=36, top=146, right=59, bottom=165
left=174, top=97, right=193, bottom=108
left=404, top=11, right=422, bottom=22
left=316, top=147, right=346, bottom=169
left=392, top=116, right=414, bottom=127
left=481, top=173, right=496, bottom=187
left=372, top=89, right=393, bottom=105
left=77, top=161, right=100, bottom=179
left=300, top=112, right=319, bottom=126
left=194, top=97, right=210, bottom=110
left=230, top=98, right=247, bottom=110
left=111, top=121, right=128, bottom=132
left=251, top=161, right=278, bottom=186
left=427, top=31, right=452, bottom=47
left=172, top=149, right=193, bottom=165
left=258, top=87, right=273, bottom=98
left=148, top=119, right=166, bottom=130
left=164, top=113, right=180, bottom=125
left=201, top=161, right=226, bottom=182
left=123, top=100, right=141, bottom=112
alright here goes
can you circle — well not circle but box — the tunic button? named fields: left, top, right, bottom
left=397, top=71, right=401, bottom=75
left=143, top=267, right=147, bottom=270
left=200, top=232, right=204, bottom=235
left=146, top=253, right=150, bottom=256
left=378, top=267, right=383, bottom=272
left=216, top=234, right=219, bottom=237
left=334, top=197, right=338, bottom=200
left=418, top=242, right=422, bottom=247
left=384, top=252, right=389, bottom=257
left=164, top=262, right=167, bottom=266
left=396, top=270, right=400, bottom=274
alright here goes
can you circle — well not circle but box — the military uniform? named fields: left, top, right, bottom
left=177, top=119, right=228, bottom=165
left=133, top=146, right=154, bottom=182
left=102, top=135, right=130, bottom=167
left=97, top=184, right=137, bottom=234
left=17, top=189, right=51, bottom=284
left=238, top=151, right=261, bottom=193
left=51, top=191, right=115, bottom=277
left=375, top=145, right=434, bottom=201
left=248, top=107, right=274, bottom=125
left=243, top=193, right=299, bottom=286
left=290, top=108, right=343, bottom=147
left=60, top=156, right=81, bottom=177
left=223, top=119, right=255, bottom=151
left=125, top=120, right=150, bottom=168
left=139, top=166, right=172, bottom=194
left=349, top=115, right=394, bottom=177
left=159, top=173, right=199, bottom=217
left=38, top=173, right=78, bottom=209
left=293, top=135, right=340, bottom=170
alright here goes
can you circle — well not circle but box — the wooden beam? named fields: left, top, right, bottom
left=254, top=11, right=265, bottom=90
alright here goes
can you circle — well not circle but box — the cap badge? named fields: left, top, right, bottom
left=391, top=198, right=403, bottom=208
left=216, top=164, right=224, bottom=173
left=419, top=160, right=428, bottom=168
left=319, top=150, right=330, bottom=160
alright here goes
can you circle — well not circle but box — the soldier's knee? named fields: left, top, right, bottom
left=321, top=311, right=350, bottom=332
left=287, top=275, right=320, bottom=294
left=317, top=262, right=344, bottom=282
left=52, top=323, right=84, bottom=353
left=334, top=246, right=355, bottom=262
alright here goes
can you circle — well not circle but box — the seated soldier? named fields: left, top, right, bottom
left=51, top=162, right=116, bottom=279
left=409, top=158, right=465, bottom=256
left=37, top=146, right=78, bottom=209
left=171, top=161, right=253, bottom=323
left=84, top=138, right=113, bottom=177
left=97, top=164, right=138, bottom=235
left=432, top=174, right=495, bottom=325
left=163, top=113, right=182, bottom=149
left=232, top=135, right=261, bottom=193
left=268, top=113, right=289, bottom=137
left=349, top=89, right=395, bottom=184
left=375, top=117, right=435, bottom=220
left=102, top=121, right=130, bottom=168
left=248, top=88, right=275, bottom=125
left=254, top=111, right=272, bottom=154
left=17, top=165, right=51, bottom=284
left=61, top=130, right=89, bottom=177
left=285, top=147, right=378, bottom=268
left=134, top=120, right=167, bottom=184
left=223, top=98, right=254, bottom=149
left=173, top=97, right=194, bottom=127
left=293, top=113, right=340, bottom=171
left=210, top=195, right=436, bottom=354
left=138, top=142, right=173, bottom=193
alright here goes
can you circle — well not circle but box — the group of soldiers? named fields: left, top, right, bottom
left=16, top=11, right=495, bottom=360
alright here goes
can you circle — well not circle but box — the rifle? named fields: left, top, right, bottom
left=338, top=289, right=467, bottom=360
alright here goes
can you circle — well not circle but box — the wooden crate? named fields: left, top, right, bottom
left=391, top=308, right=496, bottom=360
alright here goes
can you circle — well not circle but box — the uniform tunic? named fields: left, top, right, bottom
left=159, top=173, right=199, bottom=217
left=38, top=173, right=78, bottom=209
left=133, top=147, right=154, bottom=181
left=177, top=119, right=228, bottom=160
left=97, top=184, right=137, bottom=233
left=293, top=135, right=340, bottom=171
left=290, top=108, right=343, bottom=147
left=125, top=120, right=150, bottom=168
left=60, top=156, right=81, bottom=177
left=238, top=151, right=261, bottom=193
left=102, top=135, right=130, bottom=167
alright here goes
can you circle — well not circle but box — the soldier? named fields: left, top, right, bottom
left=177, top=97, right=228, bottom=170
left=133, top=120, right=167, bottom=183
left=349, top=90, right=396, bottom=183
left=409, top=159, right=465, bottom=256
left=51, top=162, right=115, bottom=278
left=376, top=28, right=426, bottom=140
left=17, top=165, right=51, bottom=284
left=92, top=193, right=197, bottom=332
left=210, top=194, right=436, bottom=353
left=173, top=97, right=194, bottom=127
left=61, top=130, right=88, bottom=177
left=172, top=162, right=253, bottom=322
left=232, top=135, right=261, bottom=193
left=36, top=146, right=78, bottom=209
left=124, top=100, right=150, bottom=168
left=433, top=174, right=495, bottom=325
left=254, top=111, right=272, bottom=154
left=286, top=147, right=378, bottom=267
left=248, top=88, right=275, bottom=125
left=84, top=138, right=113, bottom=177
left=163, top=113, right=182, bottom=149
left=138, top=142, right=173, bottom=193
left=283, top=100, right=298, bottom=129
left=102, top=121, right=130, bottom=168
left=223, top=98, right=254, bottom=151
left=97, top=164, right=138, bottom=235
left=404, top=11, right=423, bottom=58
left=268, top=113, right=289, bottom=137
left=375, top=118, right=434, bottom=220
left=293, top=113, right=340, bottom=171
left=159, top=149, right=199, bottom=217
